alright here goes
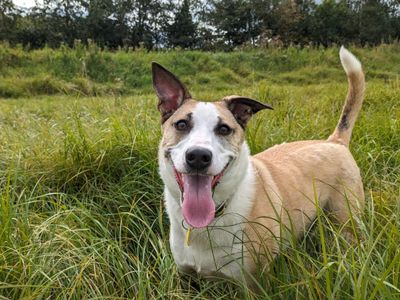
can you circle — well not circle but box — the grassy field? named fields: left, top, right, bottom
left=0, top=44, right=399, bottom=299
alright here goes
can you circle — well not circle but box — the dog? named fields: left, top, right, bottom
left=152, top=47, right=365, bottom=283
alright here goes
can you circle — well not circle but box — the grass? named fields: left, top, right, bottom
left=0, top=44, right=399, bottom=299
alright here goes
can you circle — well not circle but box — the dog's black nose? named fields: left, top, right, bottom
left=186, top=148, right=212, bottom=170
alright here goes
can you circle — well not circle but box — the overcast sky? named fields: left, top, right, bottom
left=13, top=0, right=38, bottom=8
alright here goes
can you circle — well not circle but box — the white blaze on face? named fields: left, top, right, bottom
left=168, top=102, right=236, bottom=228
left=170, top=102, right=235, bottom=175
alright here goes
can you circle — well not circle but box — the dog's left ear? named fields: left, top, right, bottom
left=152, top=62, right=191, bottom=123
left=224, top=96, right=273, bottom=128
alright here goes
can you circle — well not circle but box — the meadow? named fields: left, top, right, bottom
left=0, top=43, right=399, bottom=299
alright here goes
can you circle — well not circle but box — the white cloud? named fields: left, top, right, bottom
left=13, top=0, right=40, bottom=8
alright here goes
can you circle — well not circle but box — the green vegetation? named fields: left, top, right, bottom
left=0, top=45, right=399, bottom=299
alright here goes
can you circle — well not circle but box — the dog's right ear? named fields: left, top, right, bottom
left=152, top=62, right=191, bottom=123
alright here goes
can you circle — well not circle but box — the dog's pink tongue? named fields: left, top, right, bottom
left=182, top=174, right=215, bottom=228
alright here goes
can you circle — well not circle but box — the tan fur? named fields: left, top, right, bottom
left=243, top=140, right=364, bottom=274
left=161, top=99, right=197, bottom=149
left=156, top=48, right=365, bottom=283
left=214, top=101, right=245, bottom=152
left=328, top=69, right=365, bottom=146
left=241, top=53, right=365, bottom=273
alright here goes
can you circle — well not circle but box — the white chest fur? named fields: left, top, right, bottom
left=161, top=148, right=256, bottom=279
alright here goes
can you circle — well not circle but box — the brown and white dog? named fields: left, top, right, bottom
left=152, top=47, right=365, bottom=283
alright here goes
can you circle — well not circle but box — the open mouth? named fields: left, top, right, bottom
left=173, top=164, right=228, bottom=228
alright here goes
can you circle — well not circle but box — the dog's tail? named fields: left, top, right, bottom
left=328, top=47, right=365, bottom=147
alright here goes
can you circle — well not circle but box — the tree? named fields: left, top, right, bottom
left=274, top=0, right=303, bottom=44
left=311, top=0, right=358, bottom=46
left=0, top=0, right=17, bottom=42
left=167, top=0, right=197, bottom=48
left=293, top=0, right=316, bottom=45
left=35, top=0, right=84, bottom=47
left=360, top=0, right=392, bottom=45
left=129, top=0, right=164, bottom=49
left=0, top=0, right=399, bottom=49
left=209, top=0, right=259, bottom=48
left=388, top=0, right=400, bottom=40
left=82, top=0, right=120, bottom=47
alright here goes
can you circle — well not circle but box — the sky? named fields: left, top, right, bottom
left=13, top=0, right=40, bottom=8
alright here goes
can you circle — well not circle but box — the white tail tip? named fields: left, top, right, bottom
left=340, top=46, right=362, bottom=74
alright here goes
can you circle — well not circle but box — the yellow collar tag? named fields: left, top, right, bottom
left=185, top=227, right=193, bottom=247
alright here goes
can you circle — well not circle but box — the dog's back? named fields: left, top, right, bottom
left=248, top=47, right=365, bottom=254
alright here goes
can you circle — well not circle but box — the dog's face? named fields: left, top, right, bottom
left=152, top=63, right=272, bottom=228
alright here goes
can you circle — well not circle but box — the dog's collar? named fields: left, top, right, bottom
left=213, top=192, right=230, bottom=218
left=215, top=200, right=226, bottom=218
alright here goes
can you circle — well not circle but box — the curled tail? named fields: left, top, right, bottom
left=328, top=46, right=365, bottom=147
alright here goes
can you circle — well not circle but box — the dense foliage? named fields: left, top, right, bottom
left=1, top=0, right=400, bottom=50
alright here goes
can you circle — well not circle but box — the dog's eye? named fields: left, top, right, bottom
left=175, top=120, right=189, bottom=131
left=216, top=124, right=232, bottom=136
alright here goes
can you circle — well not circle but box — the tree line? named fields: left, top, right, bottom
left=1, top=0, right=399, bottom=50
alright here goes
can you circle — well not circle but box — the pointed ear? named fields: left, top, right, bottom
left=152, top=62, right=191, bottom=123
left=224, top=95, right=273, bottom=128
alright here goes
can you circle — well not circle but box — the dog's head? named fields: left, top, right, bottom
left=153, top=62, right=272, bottom=228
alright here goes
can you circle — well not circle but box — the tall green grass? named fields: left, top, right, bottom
left=0, top=45, right=399, bottom=299
left=1, top=42, right=399, bottom=98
